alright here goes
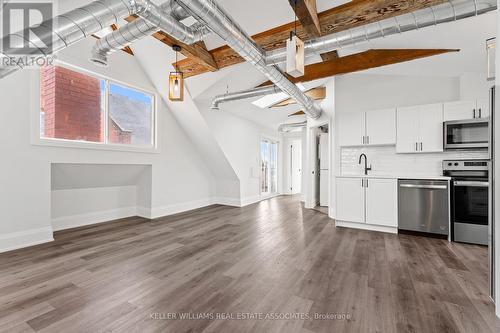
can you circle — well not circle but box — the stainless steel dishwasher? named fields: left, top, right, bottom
left=398, top=179, right=450, bottom=235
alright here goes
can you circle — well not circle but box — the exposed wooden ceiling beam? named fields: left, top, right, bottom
left=319, top=50, right=339, bottom=61
left=176, top=0, right=447, bottom=78
left=288, top=110, right=306, bottom=117
left=289, top=0, right=321, bottom=38
left=259, top=49, right=459, bottom=86
left=124, top=16, right=219, bottom=72
left=272, top=87, right=326, bottom=107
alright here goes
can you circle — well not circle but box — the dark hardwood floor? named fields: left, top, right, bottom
left=0, top=195, right=498, bottom=333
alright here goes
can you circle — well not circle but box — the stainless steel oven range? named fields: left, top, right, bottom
left=443, top=159, right=489, bottom=245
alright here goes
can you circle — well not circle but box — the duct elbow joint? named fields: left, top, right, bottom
left=129, top=0, right=152, bottom=14
left=89, top=49, right=108, bottom=67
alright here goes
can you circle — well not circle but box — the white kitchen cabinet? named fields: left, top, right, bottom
left=365, top=108, right=396, bottom=146
left=444, top=99, right=489, bottom=121
left=365, top=178, right=397, bottom=227
left=338, top=111, right=365, bottom=147
left=476, top=98, right=490, bottom=118
left=336, top=177, right=365, bottom=223
left=338, top=108, right=396, bottom=147
left=396, top=106, right=420, bottom=153
left=443, top=100, right=476, bottom=121
left=419, top=103, right=444, bottom=153
left=396, top=103, right=443, bottom=153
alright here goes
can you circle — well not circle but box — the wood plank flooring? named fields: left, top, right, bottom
left=0, top=195, right=498, bottom=333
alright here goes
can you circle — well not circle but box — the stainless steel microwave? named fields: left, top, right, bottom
left=444, top=118, right=489, bottom=150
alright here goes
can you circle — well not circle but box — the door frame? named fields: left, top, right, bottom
left=305, top=121, right=330, bottom=209
left=259, top=136, right=279, bottom=198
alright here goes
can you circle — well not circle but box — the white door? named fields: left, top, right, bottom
left=419, top=103, right=444, bottom=153
left=365, top=178, right=397, bottom=227
left=365, top=108, right=396, bottom=145
left=290, top=140, right=302, bottom=194
left=319, top=171, right=329, bottom=206
left=336, top=177, right=365, bottom=223
left=443, top=100, right=475, bottom=121
left=396, top=106, right=420, bottom=153
left=338, top=111, right=365, bottom=146
left=476, top=98, right=490, bottom=118
left=319, top=133, right=329, bottom=170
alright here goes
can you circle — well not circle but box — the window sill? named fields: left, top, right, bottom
left=32, top=138, right=160, bottom=154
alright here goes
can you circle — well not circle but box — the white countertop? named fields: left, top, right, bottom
left=336, top=174, right=451, bottom=180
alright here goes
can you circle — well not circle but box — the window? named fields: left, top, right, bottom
left=39, top=65, right=155, bottom=149
left=261, top=139, right=278, bottom=195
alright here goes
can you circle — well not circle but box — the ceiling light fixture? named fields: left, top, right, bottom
left=286, top=0, right=305, bottom=78
left=169, top=45, right=184, bottom=101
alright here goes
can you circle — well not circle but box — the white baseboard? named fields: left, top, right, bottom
left=52, top=206, right=137, bottom=231
left=240, top=195, right=263, bottom=207
left=149, top=198, right=215, bottom=219
left=214, top=197, right=241, bottom=207
left=335, top=220, right=397, bottom=234
left=0, top=227, right=54, bottom=253
left=136, top=206, right=152, bottom=219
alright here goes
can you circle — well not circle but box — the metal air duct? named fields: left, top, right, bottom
left=90, top=1, right=210, bottom=66
left=177, top=0, right=322, bottom=119
left=0, top=0, right=149, bottom=78
left=265, top=0, right=498, bottom=65
left=211, top=85, right=281, bottom=109
left=278, top=121, right=307, bottom=132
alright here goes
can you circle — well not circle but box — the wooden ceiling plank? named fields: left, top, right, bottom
left=288, top=110, right=306, bottom=117
left=124, top=15, right=219, bottom=72
left=259, top=49, right=459, bottom=86
left=289, top=0, right=321, bottom=38
left=177, top=0, right=447, bottom=78
left=272, top=87, right=326, bottom=107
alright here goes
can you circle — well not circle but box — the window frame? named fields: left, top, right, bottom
left=31, top=61, right=159, bottom=154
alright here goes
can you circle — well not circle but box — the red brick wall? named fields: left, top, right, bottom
left=41, top=66, right=102, bottom=142
left=109, top=119, right=132, bottom=145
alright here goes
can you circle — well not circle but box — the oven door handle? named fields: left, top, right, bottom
left=453, top=181, right=489, bottom=187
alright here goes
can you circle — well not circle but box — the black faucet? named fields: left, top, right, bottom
left=358, top=153, right=372, bottom=175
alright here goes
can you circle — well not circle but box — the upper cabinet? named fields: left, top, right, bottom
left=338, top=111, right=365, bottom=147
left=338, top=108, right=396, bottom=147
left=444, top=99, right=489, bottom=121
left=396, top=103, right=443, bottom=153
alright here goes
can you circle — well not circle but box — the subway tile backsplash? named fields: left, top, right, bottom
left=341, top=146, right=488, bottom=177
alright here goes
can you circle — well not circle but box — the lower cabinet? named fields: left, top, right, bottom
left=336, top=177, right=365, bottom=223
left=365, top=178, right=398, bottom=227
left=336, top=177, right=397, bottom=227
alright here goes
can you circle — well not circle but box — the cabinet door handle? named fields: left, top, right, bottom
left=479, top=108, right=482, bottom=118
left=366, top=179, right=368, bottom=188
left=361, top=178, right=364, bottom=187
left=367, top=136, right=370, bottom=144
left=415, top=142, right=418, bottom=151
left=420, top=142, right=423, bottom=151
left=362, top=136, right=365, bottom=144
left=473, top=109, right=476, bottom=118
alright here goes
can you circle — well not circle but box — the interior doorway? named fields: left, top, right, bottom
left=290, top=139, right=302, bottom=194
left=306, top=125, right=329, bottom=213
left=261, top=138, right=278, bottom=196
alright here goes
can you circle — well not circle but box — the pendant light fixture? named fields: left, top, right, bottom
left=286, top=0, right=305, bottom=78
left=169, top=45, right=184, bottom=101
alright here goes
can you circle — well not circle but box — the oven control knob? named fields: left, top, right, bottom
left=454, top=163, right=459, bottom=166
left=448, top=163, right=452, bottom=166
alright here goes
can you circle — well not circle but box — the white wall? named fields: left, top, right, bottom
left=200, top=108, right=278, bottom=205
left=335, top=74, right=460, bottom=113
left=0, top=38, right=216, bottom=252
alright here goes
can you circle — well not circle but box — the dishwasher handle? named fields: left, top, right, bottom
left=399, top=184, right=448, bottom=190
